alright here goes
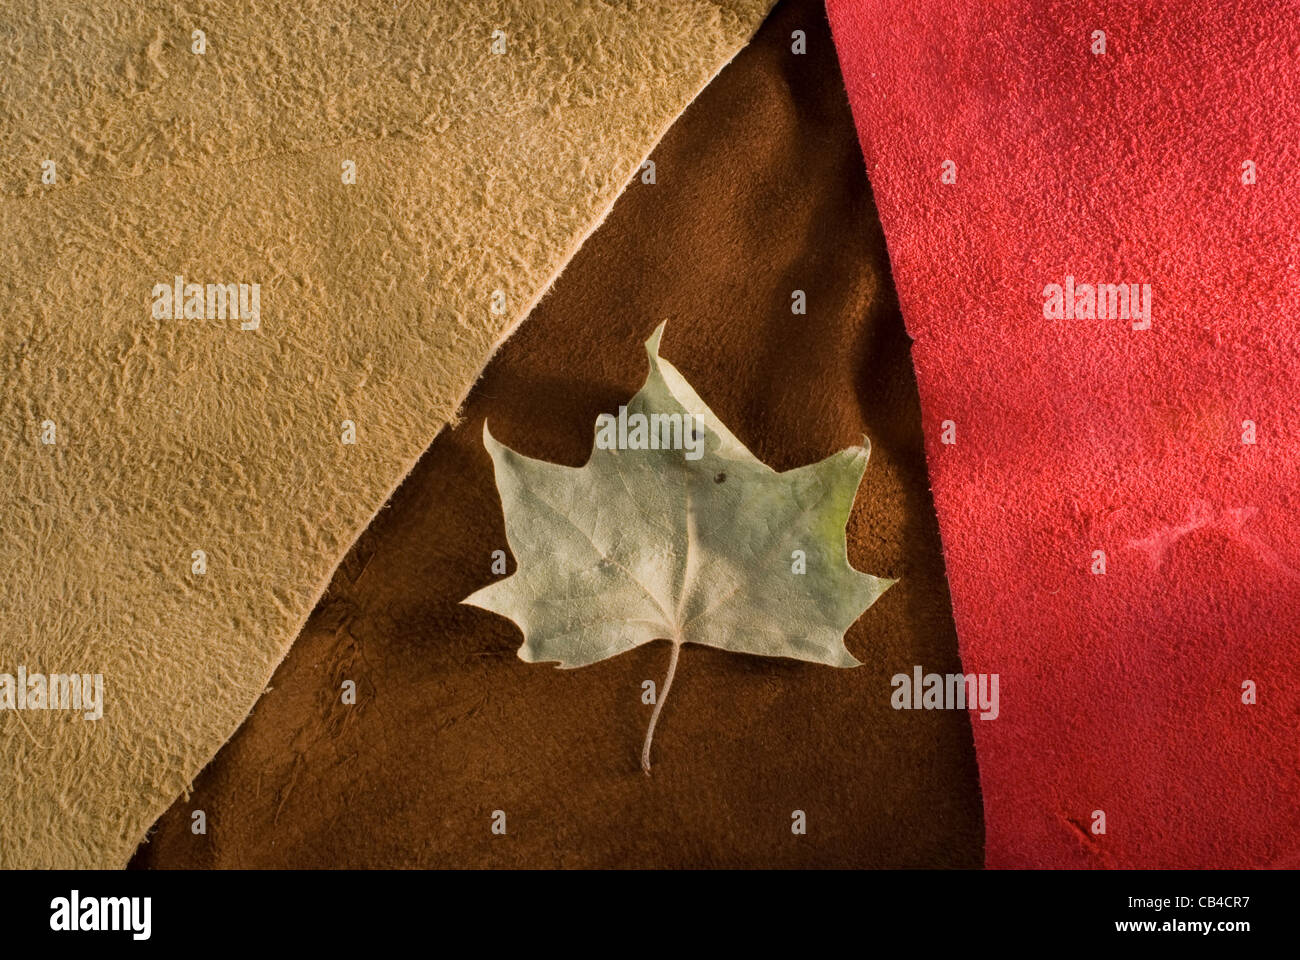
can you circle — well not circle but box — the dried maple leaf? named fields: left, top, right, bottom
left=464, top=323, right=894, bottom=772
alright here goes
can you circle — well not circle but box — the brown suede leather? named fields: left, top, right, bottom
left=131, top=0, right=983, bottom=869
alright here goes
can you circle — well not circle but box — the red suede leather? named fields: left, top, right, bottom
left=828, top=0, right=1300, bottom=867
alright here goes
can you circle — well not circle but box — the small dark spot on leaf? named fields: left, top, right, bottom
left=714, top=472, right=726, bottom=483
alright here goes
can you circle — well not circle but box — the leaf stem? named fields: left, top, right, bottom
left=641, top=638, right=683, bottom=775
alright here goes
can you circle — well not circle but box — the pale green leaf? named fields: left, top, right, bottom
left=463, top=323, right=895, bottom=770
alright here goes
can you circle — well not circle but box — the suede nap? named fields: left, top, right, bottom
left=0, top=0, right=773, bottom=868
left=828, top=0, right=1300, bottom=867
left=131, top=0, right=984, bottom=869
